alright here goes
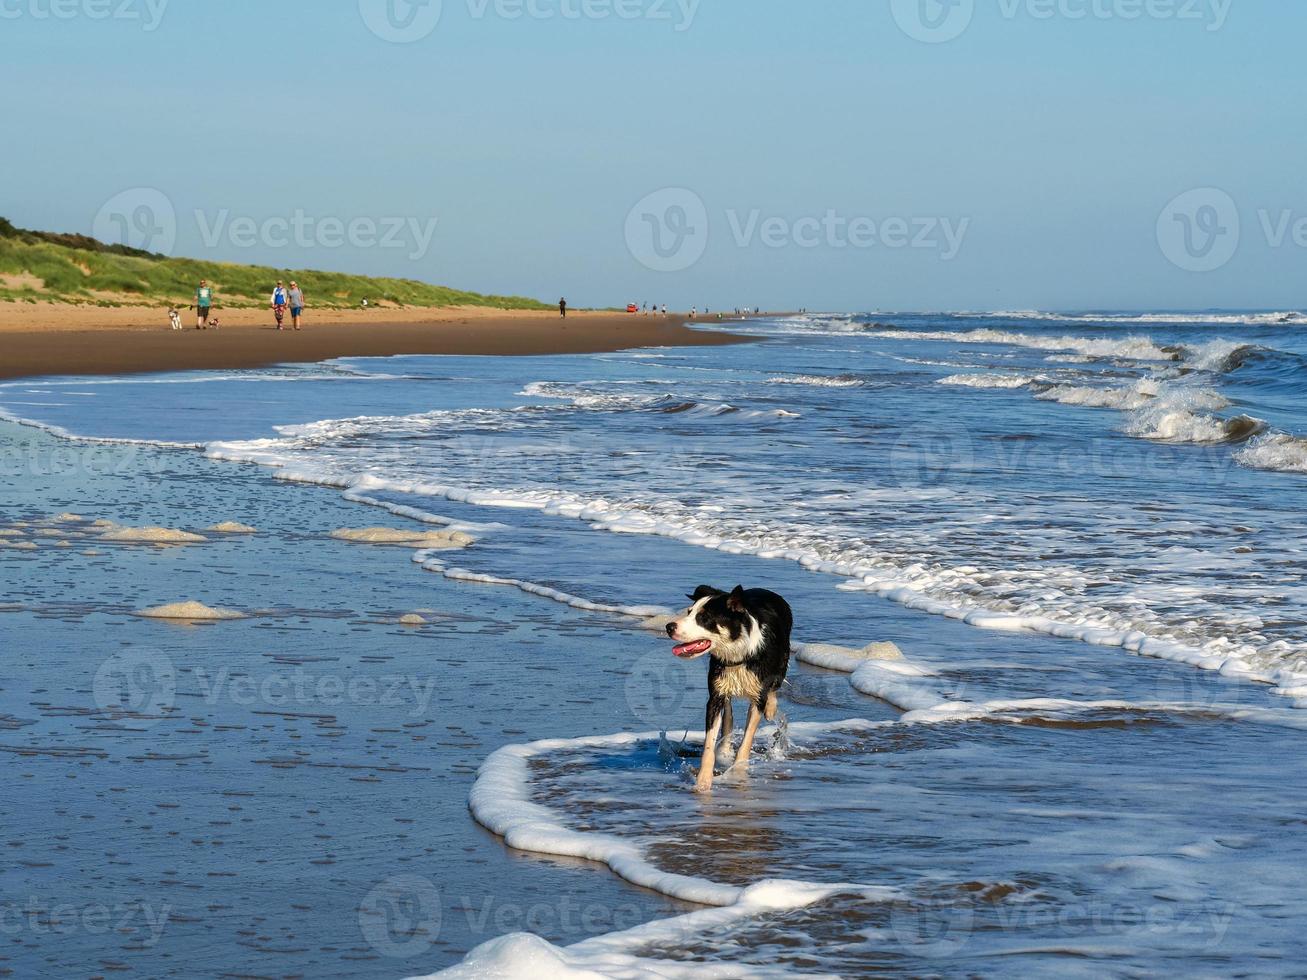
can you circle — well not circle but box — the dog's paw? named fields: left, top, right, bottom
left=720, top=761, right=752, bottom=784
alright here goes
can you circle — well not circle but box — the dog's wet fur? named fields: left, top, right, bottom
left=666, top=585, right=793, bottom=792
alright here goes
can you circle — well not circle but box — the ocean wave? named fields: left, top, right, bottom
left=1122, top=407, right=1266, bottom=445
left=768, top=374, right=864, bottom=388
left=1035, top=379, right=1160, bottom=411
left=1235, top=434, right=1307, bottom=474
left=860, top=326, right=1180, bottom=363
left=196, top=434, right=1307, bottom=700
left=522, top=381, right=799, bottom=420
left=937, top=373, right=1037, bottom=389
left=859, top=326, right=1284, bottom=382
left=1179, top=340, right=1264, bottom=374
left=951, top=310, right=1306, bottom=326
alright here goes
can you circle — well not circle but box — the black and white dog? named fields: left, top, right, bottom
left=666, top=585, right=793, bottom=793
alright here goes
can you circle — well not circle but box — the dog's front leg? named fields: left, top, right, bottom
left=732, top=702, right=765, bottom=774
left=716, top=699, right=735, bottom=767
left=697, top=704, right=726, bottom=794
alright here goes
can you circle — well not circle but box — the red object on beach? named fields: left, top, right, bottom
left=626, top=304, right=638, bottom=313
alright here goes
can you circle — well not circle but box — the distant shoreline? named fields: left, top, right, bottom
left=0, top=303, right=764, bottom=381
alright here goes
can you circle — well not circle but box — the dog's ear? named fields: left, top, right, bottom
left=687, top=585, right=724, bottom=602
left=727, top=586, right=747, bottom=613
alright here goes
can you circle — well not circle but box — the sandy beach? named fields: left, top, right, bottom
left=0, top=303, right=757, bottom=381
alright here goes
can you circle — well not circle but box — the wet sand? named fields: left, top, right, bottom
left=0, top=303, right=757, bottom=381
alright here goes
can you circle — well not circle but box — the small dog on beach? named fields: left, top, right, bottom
left=168, top=308, right=182, bottom=331
left=207, top=317, right=220, bottom=330
left=666, top=586, right=793, bottom=793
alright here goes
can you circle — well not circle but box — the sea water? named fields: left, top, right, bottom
left=2, top=311, right=1306, bottom=977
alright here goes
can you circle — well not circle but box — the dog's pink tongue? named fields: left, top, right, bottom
left=673, top=639, right=712, bottom=658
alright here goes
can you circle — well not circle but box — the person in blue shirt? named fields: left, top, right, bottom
left=271, top=281, right=289, bottom=330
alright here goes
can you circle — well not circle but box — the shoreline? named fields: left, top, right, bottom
left=0, top=304, right=764, bottom=381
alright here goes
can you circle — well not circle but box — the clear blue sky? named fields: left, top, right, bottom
left=2, top=0, right=1302, bottom=311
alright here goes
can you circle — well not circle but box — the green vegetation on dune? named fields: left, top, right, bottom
left=0, top=218, right=550, bottom=311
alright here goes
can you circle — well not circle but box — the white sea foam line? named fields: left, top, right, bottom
left=439, top=720, right=901, bottom=979
left=767, top=374, right=864, bottom=388
left=898, top=697, right=1307, bottom=732
left=856, top=327, right=1268, bottom=378
left=0, top=366, right=411, bottom=388
left=0, top=408, right=202, bottom=449
left=430, top=879, right=881, bottom=979
left=945, top=310, right=1305, bottom=326
left=417, top=558, right=672, bottom=620
left=395, top=548, right=1307, bottom=726
left=341, top=485, right=505, bottom=535
left=937, top=373, right=1037, bottom=390
left=195, top=448, right=1307, bottom=705
left=440, top=693, right=1307, bottom=977
left=793, top=643, right=947, bottom=713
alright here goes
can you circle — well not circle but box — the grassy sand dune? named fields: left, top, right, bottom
left=0, top=218, right=550, bottom=311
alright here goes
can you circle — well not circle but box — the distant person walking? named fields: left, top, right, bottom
left=288, top=281, right=305, bottom=331
left=194, top=279, right=214, bottom=329
left=271, top=281, right=289, bottom=330
left=559, top=297, right=567, bottom=318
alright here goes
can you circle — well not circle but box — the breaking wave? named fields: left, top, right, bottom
left=1236, top=434, right=1307, bottom=474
